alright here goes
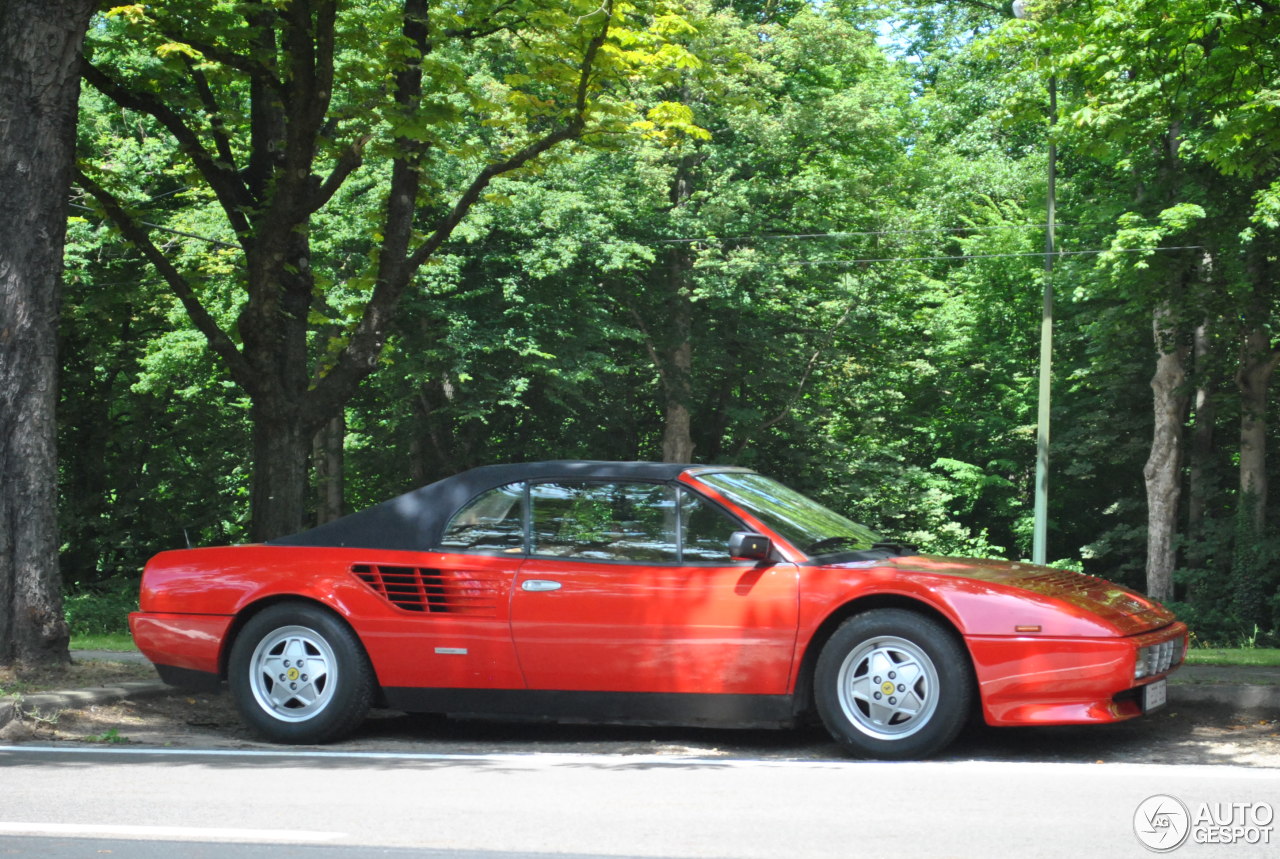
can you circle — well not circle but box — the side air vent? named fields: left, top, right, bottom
left=352, top=565, right=503, bottom=616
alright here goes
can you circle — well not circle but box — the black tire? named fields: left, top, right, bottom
left=814, top=609, right=973, bottom=760
left=228, top=602, right=374, bottom=744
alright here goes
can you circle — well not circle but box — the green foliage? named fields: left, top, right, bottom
left=1229, top=495, right=1280, bottom=638
left=62, top=580, right=139, bottom=637
left=987, top=0, right=1280, bottom=636
left=60, top=208, right=253, bottom=577
left=53, top=0, right=1279, bottom=651
left=82, top=728, right=129, bottom=744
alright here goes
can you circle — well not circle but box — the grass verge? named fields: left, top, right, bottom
left=70, top=633, right=137, bottom=652
left=1185, top=648, right=1280, bottom=667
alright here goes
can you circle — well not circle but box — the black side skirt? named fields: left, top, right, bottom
left=155, top=664, right=223, bottom=692
left=381, top=688, right=797, bottom=729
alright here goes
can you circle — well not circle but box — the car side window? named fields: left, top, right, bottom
left=679, top=489, right=742, bottom=564
left=439, top=482, right=526, bottom=553
left=530, top=482, right=678, bottom=563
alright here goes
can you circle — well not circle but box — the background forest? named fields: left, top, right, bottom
left=54, top=0, right=1279, bottom=646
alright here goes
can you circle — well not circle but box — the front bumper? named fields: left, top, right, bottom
left=967, top=621, right=1188, bottom=726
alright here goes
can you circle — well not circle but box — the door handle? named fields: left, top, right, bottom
left=521, top=579, right=562, bottom=592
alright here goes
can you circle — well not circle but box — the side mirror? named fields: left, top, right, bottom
left=729, top=531, right=772, bottom=562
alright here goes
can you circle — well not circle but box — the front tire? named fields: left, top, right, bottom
left=814, top=609, right=973, bottom=760
left=229, top=603, right=373, bottom=744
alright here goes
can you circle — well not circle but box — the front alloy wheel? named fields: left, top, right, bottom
left=836, top=634, right=941, bottom=740
left=815, top=610, right=973, bottom=760
left=229, top=603, right=373, bottom=744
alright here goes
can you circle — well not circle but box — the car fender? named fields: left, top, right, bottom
left=790, top=563, right=1124, bottom=699
left=136, top=545, right=420, bottom=679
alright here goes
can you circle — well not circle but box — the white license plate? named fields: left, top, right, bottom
left=1143, top=679, right=1167, bottom=712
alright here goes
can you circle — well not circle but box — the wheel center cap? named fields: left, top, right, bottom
left=881, top=680, right=895, bottom=696
left=287, top=667, right=300, bottom=681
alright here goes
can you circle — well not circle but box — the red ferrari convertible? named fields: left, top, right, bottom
left=131, top=461, right=1186, bottom=759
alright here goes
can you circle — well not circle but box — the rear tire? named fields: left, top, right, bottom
left=229, top=603, right=373, bottom=744
left=814, top=609, right=973, bottom=760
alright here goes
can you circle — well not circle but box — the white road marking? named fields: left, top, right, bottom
left=0, top=744, right=1278, bottom=779
left=0, top=822, right=345, bottom=842
left=0, top=743, right=829, bottom=767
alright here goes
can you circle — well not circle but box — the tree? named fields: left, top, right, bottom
left=0, top=0, right=96, bottom=665
left=48, top=0, right=1280, bottom=645
left=1011, top=0, right=1280, bottom=614
left=79, top=0, right=691, bottom=540
left=606, top=5, right=915, bottom=464
left=328, top=3, right=921, bottom=480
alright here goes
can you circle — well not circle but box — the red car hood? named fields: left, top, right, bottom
left=882, top=556, right=1177, bottom=636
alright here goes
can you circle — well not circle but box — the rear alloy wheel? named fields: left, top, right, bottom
left=815, top=609, right=973, bottom=760
left=229, top=603, right=373, bottom=744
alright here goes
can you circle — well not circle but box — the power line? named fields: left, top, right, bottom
left=70, top=202, right=240, bottom=250
left=648, top=225, right=1076, bottom=244
left=66, top=202, right=1205, bottom=266
left=440, top=224, right=1166, bottom=255
left=66, top=202, right=1102, bottom=255
left=691, top=246, right=1206, bottom=267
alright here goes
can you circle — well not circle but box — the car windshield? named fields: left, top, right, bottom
left=697, top=472, right=881, bottom=557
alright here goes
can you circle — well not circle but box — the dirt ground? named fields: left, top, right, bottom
left=0, top=659, right=157, bottom=698
left=3, top=660, right=1278, bottom=767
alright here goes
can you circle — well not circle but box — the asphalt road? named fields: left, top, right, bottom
left=1, top=745, right=1277, bottom=858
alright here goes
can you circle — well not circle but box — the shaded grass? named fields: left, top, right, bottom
left=1185, top=648, right=1280, bottom=667
left=70, top=632, right=137, bottom=652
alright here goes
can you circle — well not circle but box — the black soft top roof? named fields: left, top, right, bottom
left=266, top=460, right=723, bottom=552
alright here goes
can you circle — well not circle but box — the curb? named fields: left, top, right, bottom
left=1168, top=683, right=1280, bottom=711
left=1, top=681, right=172, bottom=734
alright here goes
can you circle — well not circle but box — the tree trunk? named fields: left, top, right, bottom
left=249, top=402, right=312, bottom=542
left=659, top=149, right=696, bottom=464
left=409, top=375, right=463, bottom=487
left=698, top=375, right=735, bottom=462
left=312, top=414, right=345, bottom=525
left=0, top=0, right=94, bottom=665
left=1185, top=319, right=1217, bottom=569
left=1236, top=325, right=1279, bottom=532
left=661, top=348, right=695, bottom=462
left=660, top=260, right=695, bottom=463
left=1143, top=304, right=1191, bottom=603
